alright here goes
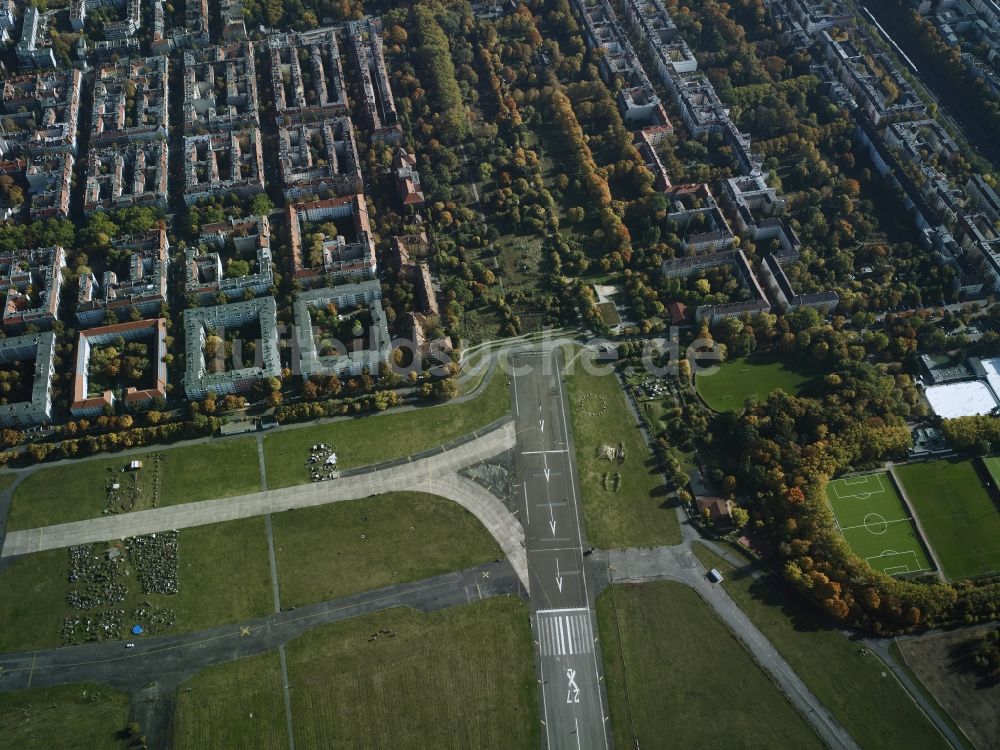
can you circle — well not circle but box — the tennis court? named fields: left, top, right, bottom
left=826, top=473, right=933, bottom=576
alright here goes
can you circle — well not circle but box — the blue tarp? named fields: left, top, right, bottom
left=131, top=625, right=144, bottom=635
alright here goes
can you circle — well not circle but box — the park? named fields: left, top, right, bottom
left=695, top=354, right=813, bottom=413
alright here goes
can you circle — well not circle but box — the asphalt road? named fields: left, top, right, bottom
left=0, top=560, right=522, bottom=749
left=1, top=421, right=530, bottom=589
left=510, top=348, right=610, bottom=750
left=590, top=531, right=862, bottom=750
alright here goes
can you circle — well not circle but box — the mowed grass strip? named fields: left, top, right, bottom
left=564, top=349, right=679, bottom=547
left=896, top=459, right=1000, bottom=580
left=272, top=493, right=502, bottom=608
left=983, top=455, right=1000, bottom=486
left=0, top=472, right=18, bottom=493
left=263, top=365, right=510, bottom=489
left=826, top=473, right=932, bottom=576
left=7, top=439, right=260, bottom=530
left=285, top=598, right=538, bottom=749
left=173, top=650, right=286, bottom=750
left=0, top=517, right=272, bottom=652
left=0, top=682, right=129, bottom=750
left=596, top=580, right=823, bottom=749
left=696, top=353, right=811, bottom=413
left=691, top=543, right=951, bottom=750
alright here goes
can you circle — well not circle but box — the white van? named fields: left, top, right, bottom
left=708, top=568, right=724, bottom=583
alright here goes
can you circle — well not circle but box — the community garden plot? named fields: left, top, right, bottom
left=826, top=473, right=933, bottom=576
left=896, top=459, right=1000, bottom=580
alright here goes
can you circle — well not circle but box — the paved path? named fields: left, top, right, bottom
left=1, top=422, right=530, bottom=590
left=256, top=434, right=269, bottom=492
left=861, top=637, right=970, bottom=750
left=591, top=539, right=861, bottom=750
left=0, top=562, right=522, bottom=684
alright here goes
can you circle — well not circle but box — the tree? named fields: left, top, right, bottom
left=434, top=377, right=459, bottom=401
left=730, top=506, right=750, bottom=528
left=250, top=193, right=274, bottom=216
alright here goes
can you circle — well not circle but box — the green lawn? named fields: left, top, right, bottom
left=596, top=301, right=621, bottom=326
left=564, top=349, right=680, bottom=547
left=263, top=366, right=510, bottom=489
left=639, top=398, right=668, bottom=432
left=826, top=473, right=933, bottom=576
left=272, top=493, right=501, bottom=608
left=596, top=580, right=823, bottom=749
left=0, top=517, right=272, bottom=652
left=983, top=455, right=1000, bottom=486
left=896, top=459, right=1000, bottom=579
left=692, top=543, right=951, bottom=750
left=0, top=471, right=18, bottom=493
left=173, top=651, right=286, bottom=750
left=285, top=598, right=538, bottom=748
left=7, top=439, right=260, bottom=530
left=0, top=682, right=129, bottom=750
left=696, top=353, right=812, bottom=412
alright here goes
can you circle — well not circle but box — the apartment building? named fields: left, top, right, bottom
left=76, top=230, right=169, bottom=326
left=0, top=245, right=65, bottom=332
left=287, top=194, right=377, bottom=288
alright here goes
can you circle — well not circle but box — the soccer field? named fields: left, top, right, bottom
left=826, top=473, right=933, bottom=576
left=896, top=459, right=1000, bottom=580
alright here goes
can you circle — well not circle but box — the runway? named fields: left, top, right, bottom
left=510, top=348, right=610, bottom=750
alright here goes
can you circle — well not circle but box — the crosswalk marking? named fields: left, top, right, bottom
left=537, top=608, right=593, bottom=656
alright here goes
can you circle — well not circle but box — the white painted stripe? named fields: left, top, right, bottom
left=537, top=610, right=594, bottom=656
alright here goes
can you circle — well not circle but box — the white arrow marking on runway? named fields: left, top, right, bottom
left=539, top=418, right=544, bottom=434
left=555, top=558, right=563, bottom=592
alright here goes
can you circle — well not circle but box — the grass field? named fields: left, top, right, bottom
left=0, top=472, right=18, bottom=493
left=692, top=543, right=951, bottom=750
left=596, top=580, right=823, bottom=749
left=984, top=455, right=1000, bottom=486
left=173, top=651, right=286, bottom=750
left=596, top=301, right=621, bottom=326
left=696, top=353, right=812, bottom=413
left=826, top=472, right=933, bottom=576
left=263, top=365, right=510, bottom=489
left=896, top=459, right=1000, bottom=579
left=285, top=598, right=538, bottom=748
left=272, top=493, right=501, bottom=607
left=0, top=517, right=272, bottom=652
left=7, top=439, right=260, bottom=530
left=0, top=682, right=129, bottom=749
left=897, top=626, right=996, bottom=750
left=564, top=348, right=680, bottom=547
